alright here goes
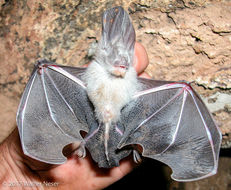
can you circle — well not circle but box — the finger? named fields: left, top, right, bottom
left=138, top=71, right=151, bottom=79
left=82, top=63, right=89, bottom=67
left=133, top=42, right=149, bottom=74
left=91, top=154, right=137, bottom=189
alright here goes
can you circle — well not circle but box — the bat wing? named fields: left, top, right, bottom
left=118, top=78, right=222, bottom=181
left=16, top=59, right=97, bottom=164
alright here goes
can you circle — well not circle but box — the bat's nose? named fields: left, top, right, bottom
left=111, top=66, right=127, bottom=77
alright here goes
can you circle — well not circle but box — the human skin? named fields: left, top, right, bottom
left=0, top=42, right=149, bottom=190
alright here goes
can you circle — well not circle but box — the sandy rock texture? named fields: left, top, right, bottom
left=0, top=0, right=230, bottom=189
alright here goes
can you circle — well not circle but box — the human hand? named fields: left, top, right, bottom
left=0, top=42, right=149, bottom=190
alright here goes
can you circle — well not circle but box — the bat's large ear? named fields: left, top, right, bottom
left=101, top=6, right=135, bottom=52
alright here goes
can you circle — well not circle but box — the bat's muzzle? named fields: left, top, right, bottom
left=111, top=66, right=127, bottom=77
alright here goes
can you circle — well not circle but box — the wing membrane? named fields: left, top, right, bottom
left=119, top=80, right=222, bottom=181
left=16, top=60, right=96, bottom=164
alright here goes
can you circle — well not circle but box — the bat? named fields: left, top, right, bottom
left=16, top=6, right=222, bottom=182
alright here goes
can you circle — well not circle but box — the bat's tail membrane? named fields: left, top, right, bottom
left=85, top=122, right=131, bottom=168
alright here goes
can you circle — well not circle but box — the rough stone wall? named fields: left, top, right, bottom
left=132, top=2, right=231, bottom=148
left=0, top=0, right=230, bottom=189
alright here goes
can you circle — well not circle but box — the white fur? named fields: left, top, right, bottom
left=83, top=61, right=140, bottom=123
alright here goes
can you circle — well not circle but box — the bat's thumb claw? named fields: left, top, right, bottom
left=75, top=144, right=86, bottom=158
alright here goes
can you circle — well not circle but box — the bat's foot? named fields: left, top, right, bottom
left=133, top=150, right=142, bottom=163
left=75, top=143, right=86, bottom=158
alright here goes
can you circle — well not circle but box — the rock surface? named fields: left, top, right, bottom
left=0, top=0, right=230, bottom=189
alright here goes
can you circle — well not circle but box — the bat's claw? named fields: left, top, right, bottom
left=75, top=143, right=86, bottom=158
left=133, top=150, right=142, bottom=163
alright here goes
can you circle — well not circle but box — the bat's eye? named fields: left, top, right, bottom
left=113, top=64, right=128, bottom=70
left=113, top=57, right=128, bottom=70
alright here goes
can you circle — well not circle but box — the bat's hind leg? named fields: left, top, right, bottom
left=75, top=124, right=100, bottom=158
left=75, top=144, right=87, bottom=158
left=133, top=149, right=142, bottom=163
